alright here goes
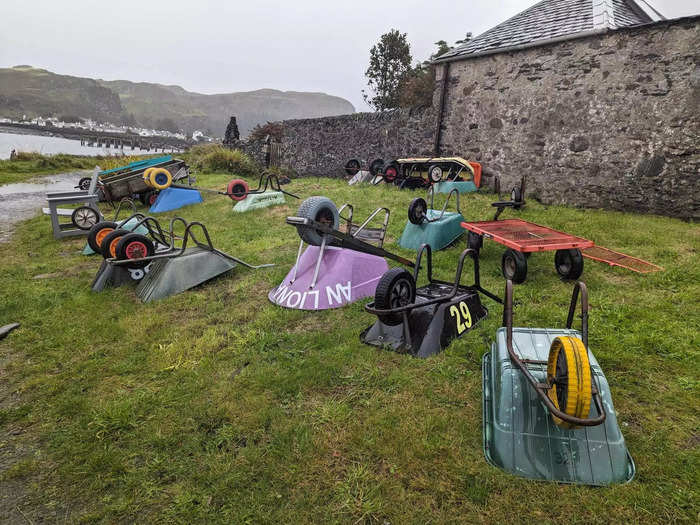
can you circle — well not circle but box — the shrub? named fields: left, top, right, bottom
left=186, top=144, right=258, bottom=175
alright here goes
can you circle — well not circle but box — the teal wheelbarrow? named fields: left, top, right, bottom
left=483, top=280, right=635, bottom=485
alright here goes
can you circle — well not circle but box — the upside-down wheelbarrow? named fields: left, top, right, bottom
left=92, top=216, right=272, bottom=301
left=482, top=280, right=635, bottom=485
left=269, top=196, right=414, bottom=310
left=398, top=187, right=465, bottom=251
left=361, top=245, right=501, bottom=357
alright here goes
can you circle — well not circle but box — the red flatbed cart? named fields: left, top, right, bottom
left=462, top=218, right=595, bottom=283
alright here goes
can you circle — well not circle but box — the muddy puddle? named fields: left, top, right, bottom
left=0, top=171, right=90, bottom=243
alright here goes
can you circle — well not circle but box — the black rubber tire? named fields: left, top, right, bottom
left=344, top=158, right=361, bottom=176
left=139, top=191, right=155, bottom=206
left=374, top=268, right=416, bottom=326
left=78, top=177, right=92, bottom=191
left=428, top=163, right=444, bottom=183
left=554, top=249, right=584, bottom=280
left=100, top=228, right=130, bottom=259
left=87, top=221, right=118, bottom=253
left=295, top=196, right=340, bottom=246
left=502, top=248, right=528, bottom=284
left=71, top=206, right=100, bottom=230
left=115, top=233, right=155, bottom=268
left=383, top=161, right=400, bottom=182
left=369, top=158, right=385, bottom=177
left=467, top=231, right=483, bottom=252
left=408, top=198, right=427, bottom=225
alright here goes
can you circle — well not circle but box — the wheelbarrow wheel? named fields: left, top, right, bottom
left=502, top=249, right=527, bottom=283
left=408, top=198, right=428, bottom=225
left=428, top=163, right=443, bottom=183
left=101, top=228, right=130, bottom=259
left=295, top=196, right=339, bottom=246
left=555, top=249, right=584, bottom=280
left=384, top=161, right=400, bottom=182
left=374, top=268, right=416, bottom=326
left=149, top=168, right=173, bottom=190
left=88, top=221, right=117, bottom=253
left=142, top=167, right=156, bottom=187
left=139, top=190, right=158, bottom=206
left=467, top=231, right=483, bottom=252
left=369, top=158, right=385, bottom=177
left=77, top=177, right=92, bottom=191
left=115, top=233, right=155, bottom=268
left=547, top=336, right=592, bottom=429
left=71, top=206, right=100, bottom=230
left=344, top=158, right=361, bottom=176
left=227, top=179, right=249, bottom=201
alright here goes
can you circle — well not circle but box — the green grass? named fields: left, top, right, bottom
left=0, top=174, right=698, bottom=523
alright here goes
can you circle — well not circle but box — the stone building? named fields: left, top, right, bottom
left=263, top=0, right=700, bottom=219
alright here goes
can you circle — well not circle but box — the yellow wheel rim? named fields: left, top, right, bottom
left=546, top=336, right=592, bottom=429
left=148, top=168, right=172, bottom=190
left=142, top=167, right=155, bottom=187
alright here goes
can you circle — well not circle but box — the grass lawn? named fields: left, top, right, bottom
left=0, top=172, right=698, bottom=523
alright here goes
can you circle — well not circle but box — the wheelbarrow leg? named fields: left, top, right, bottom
left=310, top=234, right=328, bottom=289
left=290, top=238, right=305, bottom=284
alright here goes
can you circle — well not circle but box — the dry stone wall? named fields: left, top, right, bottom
left=260, top=16, right=699, bottom=219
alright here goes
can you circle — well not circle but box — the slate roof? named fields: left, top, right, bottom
left=435, top=0, right=665, bottom=62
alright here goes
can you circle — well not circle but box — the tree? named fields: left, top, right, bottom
left=363, top=30, right=412, bottom=111
left=398, top=40, right=455, bottom=109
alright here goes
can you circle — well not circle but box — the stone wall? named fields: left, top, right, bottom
left=275, top=109, right=436, bottom=178
left=436, top=16, right=699, bottom=219
left=264, top=16, right=700, bottom=219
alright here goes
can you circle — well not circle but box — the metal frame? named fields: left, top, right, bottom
left=180, top=172, right=299, bottom=200
left=365, top=244, right=503, bottom=324
left=45, top=167, right=103, bottom=239
left=502, top=280, right=606, bottom=427
left=108, top=216, right=272, bottom=270
left=287, top=205, right=410, bottom=289
left=463, top=218, right=595, bottom=253
left=365, top=246, right=502, bottom=344
left=417, top=187, right=461, bottom=224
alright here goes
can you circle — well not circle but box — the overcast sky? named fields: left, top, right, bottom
left=1, top=1, right=697, bottom=111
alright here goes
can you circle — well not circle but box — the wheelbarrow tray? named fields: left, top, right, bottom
left=362, top=281, right=488, bottom=358
left=399, top=209, right=465, bottom=252
left=99, top=158, right=188, bottom=201
left=483, top=327, right=635, bottom=485
left=464, top=219, right=594, bottom=253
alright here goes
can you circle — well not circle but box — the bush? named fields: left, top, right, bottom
left=186, top=144, right=258, bottom=175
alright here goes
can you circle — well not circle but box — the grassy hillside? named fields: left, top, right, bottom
left=0, top=171, right=697, bottom=523
left=0, top=66, right=355, bottom=136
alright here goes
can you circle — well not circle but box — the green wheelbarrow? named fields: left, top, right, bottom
left=483, top=280, right=635, bottom=485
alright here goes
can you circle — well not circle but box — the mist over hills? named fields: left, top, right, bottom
left=0, top=66, right=356, bottom=137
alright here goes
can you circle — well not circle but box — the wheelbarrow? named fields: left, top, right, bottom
left=93, top=216, right=273, bottom=301
left=362, top=245, right=501, bottom=357
left=269, top=196, right=414, bottom=310
left=398, top=187, right=465, bottom=251
left=483, top=280, right=635, bottom=484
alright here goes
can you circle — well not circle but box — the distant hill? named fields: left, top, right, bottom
left=0, top=65, right=355, bottom=136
